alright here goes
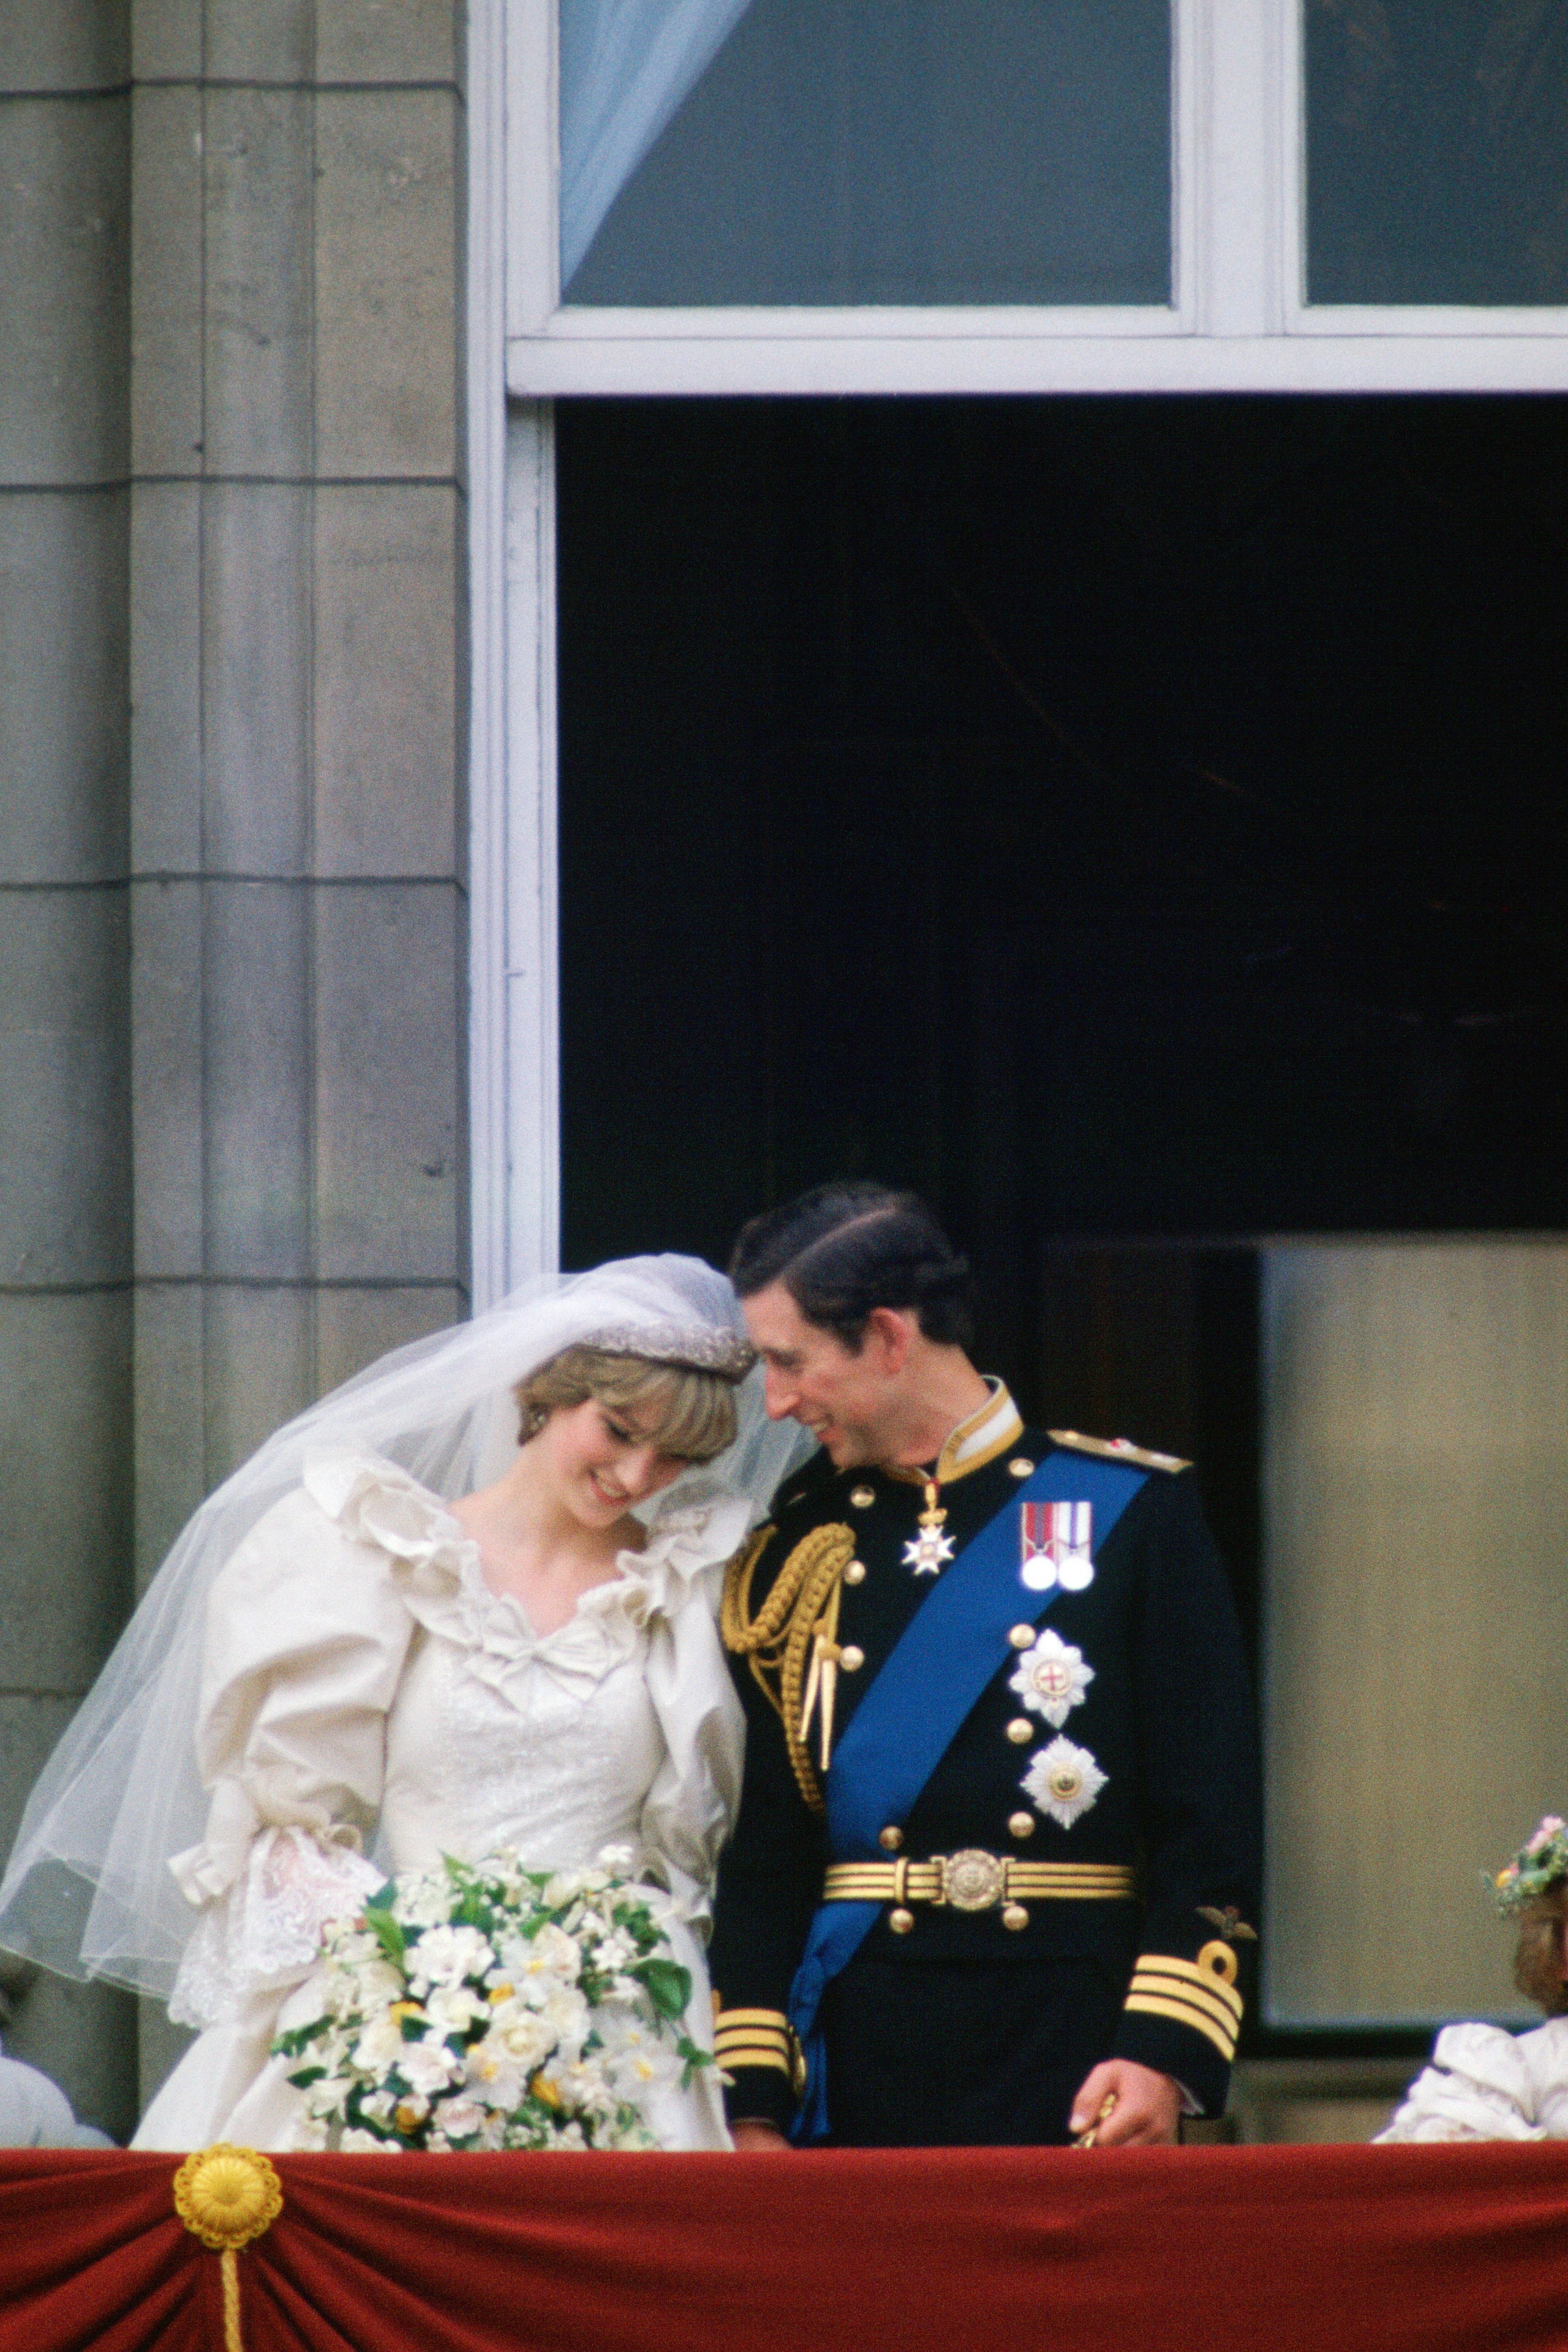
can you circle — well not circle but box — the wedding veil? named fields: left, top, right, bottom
left=0, top=1256, right=810, bottom=2002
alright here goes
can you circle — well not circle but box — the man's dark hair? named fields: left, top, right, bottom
left=728, top=1182, right=974, bottom=1352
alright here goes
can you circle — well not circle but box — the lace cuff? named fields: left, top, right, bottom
left=168, top=1824, right=385, bottom=2030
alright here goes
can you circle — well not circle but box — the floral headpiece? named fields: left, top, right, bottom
left=1492, top=1814, right=1568, bottom=1915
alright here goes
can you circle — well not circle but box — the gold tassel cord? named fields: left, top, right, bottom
left=723, top=1524, right=858, bottom=1812
left=221, top=2250, right=243, bottom=2352
left=173, top=2144, right=284, bottom=2352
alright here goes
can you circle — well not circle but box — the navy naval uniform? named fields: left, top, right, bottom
left=709, top=1382, right=1262, bottom=2146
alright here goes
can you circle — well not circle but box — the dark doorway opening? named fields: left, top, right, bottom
left=556, top=390, right=1568, bottom=1645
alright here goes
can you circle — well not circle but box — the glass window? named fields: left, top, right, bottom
left=1306, top=0, right=1568, bottom=306
left=1262, top=1241, right=1568, bottom=2026
left=560, top=0, right=1172, bottom=307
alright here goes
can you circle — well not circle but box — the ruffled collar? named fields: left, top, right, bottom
left=301, top=1449, right=751, bottom=1697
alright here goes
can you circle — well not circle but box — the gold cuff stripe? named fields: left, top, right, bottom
left=824, top=1861, right=1136, bottom=1904
left=1128, top=1972, right=1241, bottom=2041
left=1122, top=1990, right=1238, bottom=2062
left=1130, top=1953, right=1244, bottom=2023
left=714, top=2047, right=794, bottom=2076
left=714, top=2026, right=791, bottom=2050
left=713, top=2008, right=792, bottom=2032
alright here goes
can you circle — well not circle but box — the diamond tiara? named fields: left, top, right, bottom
left=576, top=1321, right=756, bottom=1380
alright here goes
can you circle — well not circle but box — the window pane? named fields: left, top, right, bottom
left=1306, top=0, right=1568, bottom=305
left=1263, top=1242, right=1568, bottom=2026
left=563, top=0, right=1171, bottom=307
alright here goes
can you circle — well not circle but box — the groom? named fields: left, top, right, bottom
left=709, top=1183, right=1261, bottom=2149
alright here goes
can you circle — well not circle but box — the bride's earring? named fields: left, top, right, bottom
left=523, top=1403, right=549, bottom=1442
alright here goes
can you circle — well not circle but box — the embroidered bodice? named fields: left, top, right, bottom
left=167, top=1450, right=748, bottom=2030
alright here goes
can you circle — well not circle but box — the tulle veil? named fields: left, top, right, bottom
left=0, top=1256, right=810, bottom=2002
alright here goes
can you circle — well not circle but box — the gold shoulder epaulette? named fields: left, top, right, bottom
left=720, top=1521, right=857, bottom=1816
left=1048, top=1429, right=1191, bottom=1474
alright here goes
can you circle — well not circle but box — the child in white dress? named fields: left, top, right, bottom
left=1378, top=1815, right=1568, bottom=2143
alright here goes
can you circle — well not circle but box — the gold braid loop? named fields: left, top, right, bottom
left=722, top=1524, right=858, bottom=1814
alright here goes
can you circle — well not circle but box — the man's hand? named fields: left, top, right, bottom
left=730, top=2119, right=792, bottom=2152
left=1069, top=2059, right=1183, bottom=2147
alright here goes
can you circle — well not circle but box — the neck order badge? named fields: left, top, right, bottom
left=786, top=1449, right=1148, bottom=2141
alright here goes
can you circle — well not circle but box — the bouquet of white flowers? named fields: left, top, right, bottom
left=271, top=1846, right=712, bottom=2152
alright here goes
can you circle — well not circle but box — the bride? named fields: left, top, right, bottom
left=0, top=1258, right=805, bottom=2152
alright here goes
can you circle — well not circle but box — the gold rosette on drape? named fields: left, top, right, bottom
left=173, top=2144, right=283, bottom=2351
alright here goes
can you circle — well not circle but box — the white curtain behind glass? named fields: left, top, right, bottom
left=1262, top=1240, right=1568, bottom=2028
left=559, top=0, right=756, bottom=289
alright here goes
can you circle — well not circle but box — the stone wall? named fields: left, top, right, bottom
left=0, top=0, right=467, bottom=2135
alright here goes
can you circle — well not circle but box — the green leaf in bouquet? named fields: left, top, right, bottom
left=637, top=1956, right=691, bottom=2021
left=271, top=2022, right=322, bottom=2059
left=365, top=1903, right=407, bottom=1968
left=287, top=2065, right=328, bottom=2089
left=676, top=2034, right=715, bottom=2089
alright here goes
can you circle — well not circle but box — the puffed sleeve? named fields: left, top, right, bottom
left=631, top=1498, right=749, bottom=1936
left=1375, top=2024, right=1546, bottom=2143
left=164, top=1453, right=421, bottom=2028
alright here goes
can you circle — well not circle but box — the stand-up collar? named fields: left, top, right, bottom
left=886, top=1378, right=1025, bottom=1487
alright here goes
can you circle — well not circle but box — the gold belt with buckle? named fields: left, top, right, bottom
left=823, top=1850, right=1136, bottom=1933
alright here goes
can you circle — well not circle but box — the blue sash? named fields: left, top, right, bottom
left=786, top=1449, right=1147, bottom=2142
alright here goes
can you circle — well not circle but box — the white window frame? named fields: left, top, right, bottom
left=467, top=0, right=1568, bottom=1302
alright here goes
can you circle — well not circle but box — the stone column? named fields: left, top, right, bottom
left=0, top=5, right=140, bottom=2139
left=128, top=0, right=468, bottom=2107
left=1, top=0, right=469, bottom=2129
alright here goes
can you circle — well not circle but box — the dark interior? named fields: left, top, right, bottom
left=556, top=389, right=1567, bottom=1677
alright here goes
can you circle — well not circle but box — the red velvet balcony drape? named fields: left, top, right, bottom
left=5, top=2142, right=1568, bottom=2352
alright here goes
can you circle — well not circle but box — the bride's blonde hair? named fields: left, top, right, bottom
left=515, top=1344, right=738, bottom=1463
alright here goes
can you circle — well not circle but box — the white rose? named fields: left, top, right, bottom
left=407, top=1923, right=493, bottom=1990
left=340, top=2128, right=402, bottom=2153
left=525, top=1924, right=582, bottom=1984
left=538, top=1986, right=590, bottom=2052
left=399, top=2038, right=461, bottom=2096
left=425, top=1983, right=487, bottom=2036
left=353, top=2014, right=407, bottom=2073
left=435, top=2096, right=488, bottom=2140
left=495, top=2008, right=557, bottom=2071
left=352, top=1959, right=405, bottom=2008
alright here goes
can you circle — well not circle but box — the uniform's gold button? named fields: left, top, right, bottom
left=839, top=1645, right=864, bottom=1672
left=844, top=1560, right=867, bottom=1585
left=1001, top=1902, right=1030, bottom=1932
left=1008, top=1458, right=1035, bottom=1479
left=888, top=1907, right=916, bottom=1935
left=1008, top=1811, right=1036, bottom=1840
left=1009, top=1623, right=1036, bottom=1649
left=878, top=1825, right=904, bottom=1852
left=850, top=1484, right=876, bottom=1509
left=1005, top=1717, right=1035, bottom=1745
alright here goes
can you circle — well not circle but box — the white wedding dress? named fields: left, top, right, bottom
left=134, top=1448, right=747, bottom=2152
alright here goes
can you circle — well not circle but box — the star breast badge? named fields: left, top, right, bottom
left=903, top=1523, right=956, bottom=1575
left=1009, top=1629, right=1095, bottom=1728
